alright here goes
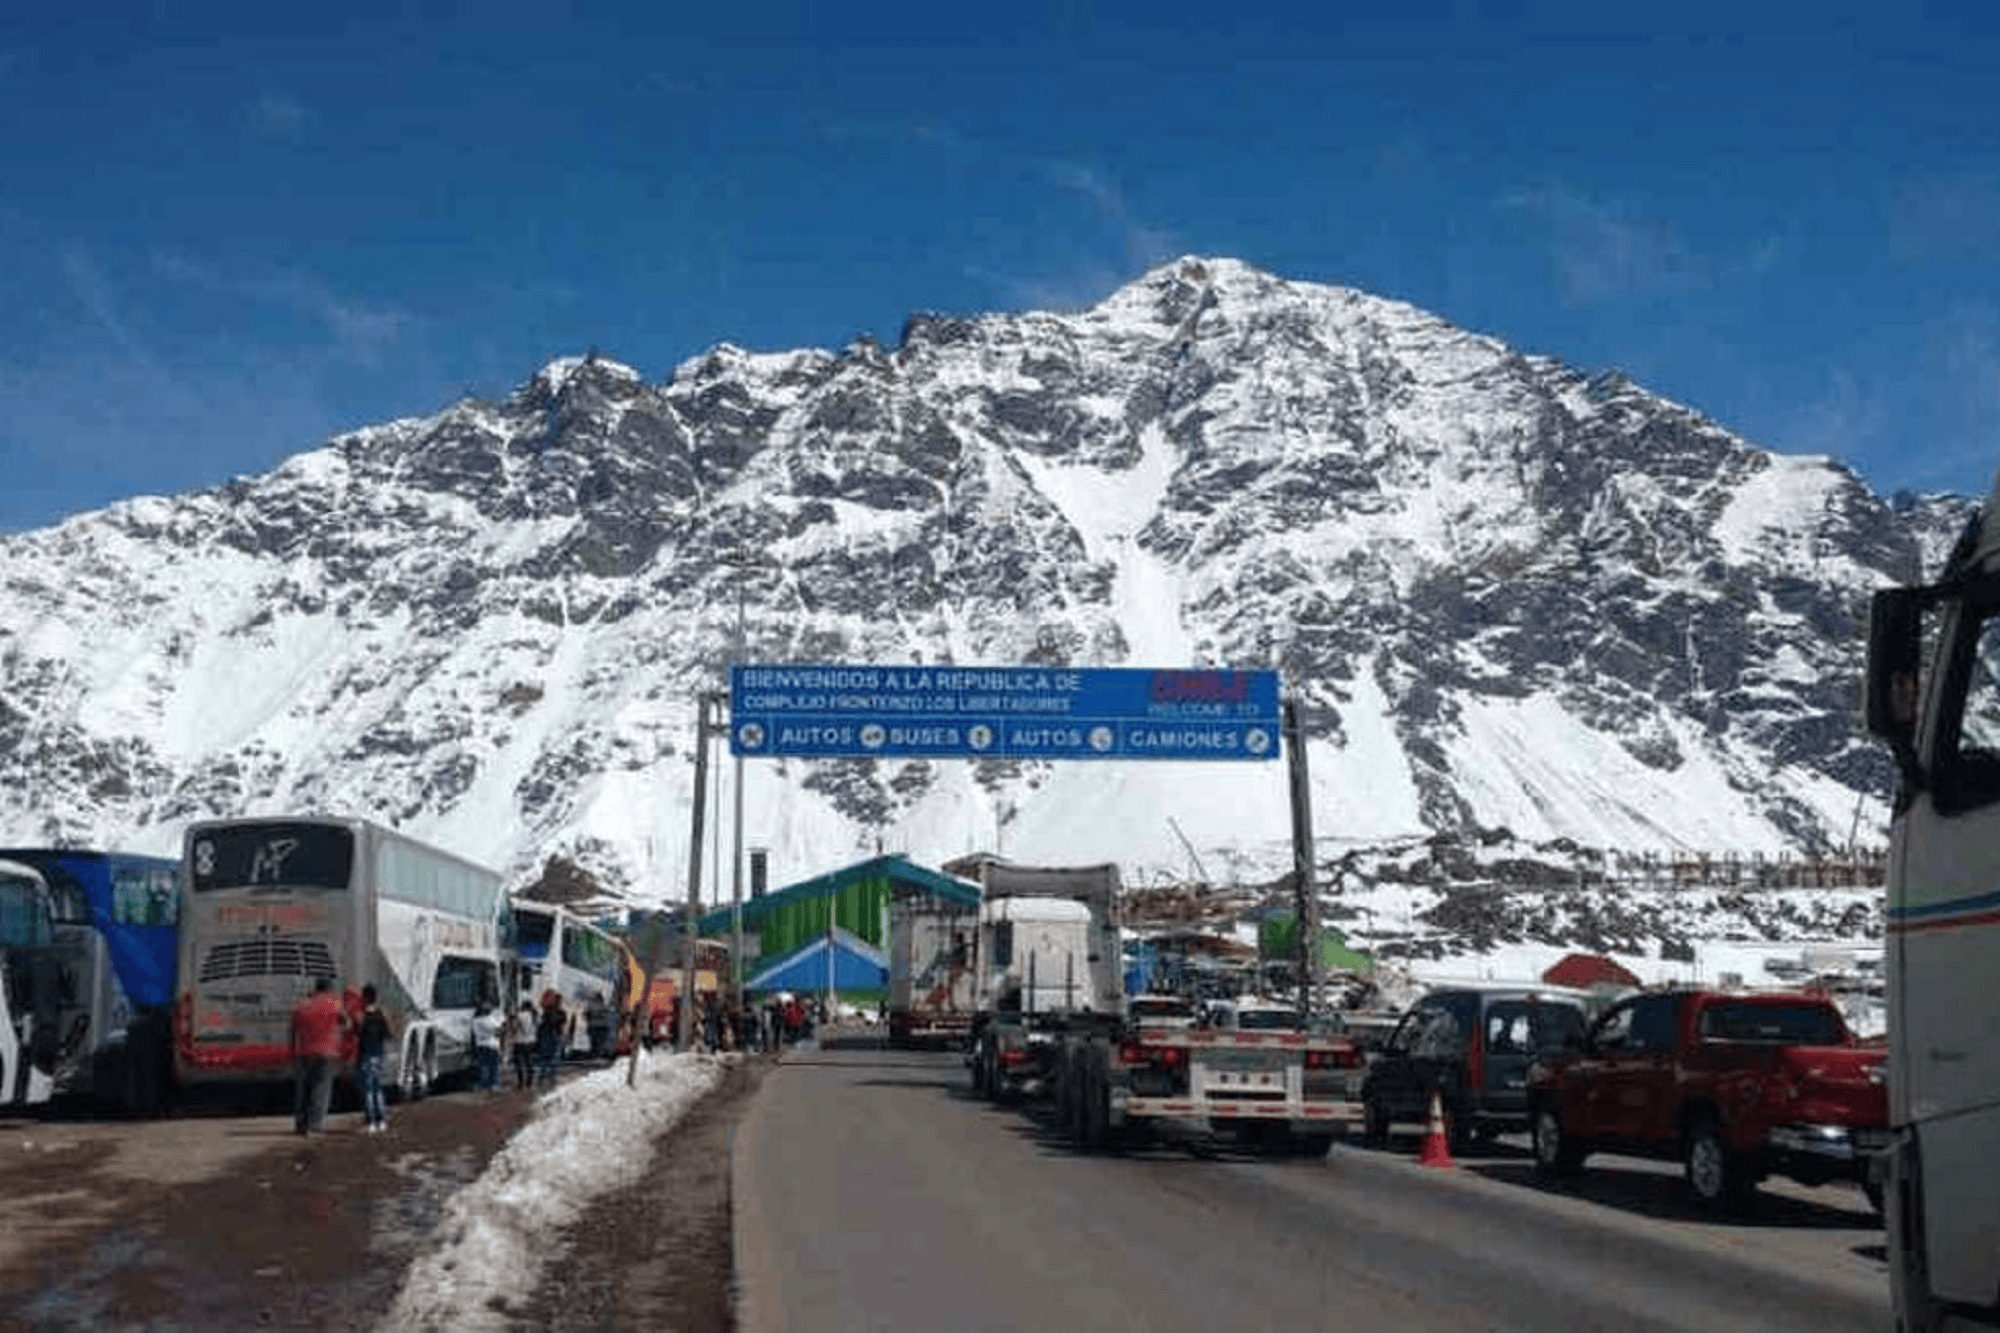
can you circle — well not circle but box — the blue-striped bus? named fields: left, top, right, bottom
left=0, top=847, right=180, bottom=1110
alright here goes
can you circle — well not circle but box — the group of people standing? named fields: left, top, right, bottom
left=287, top=979, right=828, bottom=1136
left=646, top=991, right=822, bottom=1054
left=287, top=981, right=598, bottom=1136
left=287, top=977, right=396, bottom=1135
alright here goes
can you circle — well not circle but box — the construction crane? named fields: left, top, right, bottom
left=1167, top=817, right=1211, bottom=888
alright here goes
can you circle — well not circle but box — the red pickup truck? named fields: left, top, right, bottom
left=1526, top=988, right=1887, bottom=1212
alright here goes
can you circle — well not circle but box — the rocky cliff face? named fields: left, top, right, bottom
left=0, top=258, right=1971, bottom=904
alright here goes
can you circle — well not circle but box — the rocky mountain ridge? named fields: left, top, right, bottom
left=0, top=257, right=1973, bottom=910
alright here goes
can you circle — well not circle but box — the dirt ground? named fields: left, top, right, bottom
left=0, top=1056, right=771, bottom=1332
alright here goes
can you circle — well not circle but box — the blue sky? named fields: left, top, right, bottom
left=2, top=2, right=1997, bottom=532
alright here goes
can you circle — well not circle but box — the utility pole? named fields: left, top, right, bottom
left=731, top=561, right=748, bottom=1008
left=1284, top=698, right=1318, bottom=1017
left=678, top=691, right=719, bottom=1051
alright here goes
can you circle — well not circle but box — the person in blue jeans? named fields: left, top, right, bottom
left=356, top=984, right=394, bottom=1132
left=535, top=994, right=567, bottom=1089
left=471, top=1001, right=503, bottom=1090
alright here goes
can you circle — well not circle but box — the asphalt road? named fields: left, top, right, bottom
left=733, top=1045, right=1891, bottom=1333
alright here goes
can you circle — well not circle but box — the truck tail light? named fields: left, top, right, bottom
left=1120, top=1043, right=1184, bottom=1069
left=1305, top=1046, right=1363, bottom=1070
left=172, top=990, right=193, bottom=1060
left=1000, top=1047, right=1036, bottom=1068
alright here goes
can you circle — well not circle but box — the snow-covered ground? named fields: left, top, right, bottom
left=379, top=1049, right=729, bottom=1332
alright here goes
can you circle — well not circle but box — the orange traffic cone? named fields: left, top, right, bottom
left=1417, top=1090, right=1457, bottom=1169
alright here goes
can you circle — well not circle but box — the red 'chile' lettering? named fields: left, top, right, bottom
left=1149, top=671, right=1250, bottom=704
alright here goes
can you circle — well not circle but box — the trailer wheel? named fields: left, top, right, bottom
left=1091, top=1049, right=1115, bottom=1151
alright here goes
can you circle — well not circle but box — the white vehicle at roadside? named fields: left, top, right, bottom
left=1865, top=477, right=2000, bottom=1331
left=0, top=858, right=61, bottom=1108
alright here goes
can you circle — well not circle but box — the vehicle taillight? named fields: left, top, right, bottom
left=1000, top=1047, right=1036, bottom=1067
left=1467, top=1026, right=1485, bottom=1093
left=1121, top=1043, right=1184, bottom=1069
left=172, top=991, right=193, bottom=1059
left=1305, top=1046, right=1361, bottom=1070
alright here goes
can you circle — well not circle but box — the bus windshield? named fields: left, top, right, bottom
left=0, top=865, right=52, bottom=947
left=514, top=907, right=556, bottom=956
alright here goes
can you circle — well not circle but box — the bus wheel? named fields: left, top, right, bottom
left=400, top=1038, right=429, bottom=1102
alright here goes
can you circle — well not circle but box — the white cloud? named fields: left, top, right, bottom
left=1500, top=183, right=1696, bottom=302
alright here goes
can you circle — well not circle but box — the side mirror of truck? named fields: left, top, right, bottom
left=1865, top=588, right=1926, bottom=770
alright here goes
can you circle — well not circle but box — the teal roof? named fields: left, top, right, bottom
left=695, top=853, right=978, bottom=934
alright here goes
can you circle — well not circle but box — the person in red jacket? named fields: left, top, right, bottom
left=291, top=976, right=351, bottom=1135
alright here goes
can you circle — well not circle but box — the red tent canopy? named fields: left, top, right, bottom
left=1541, top=952, right=1642, bottom=990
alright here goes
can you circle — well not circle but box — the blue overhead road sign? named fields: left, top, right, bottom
left=728, top=665, right=1281, bottom=761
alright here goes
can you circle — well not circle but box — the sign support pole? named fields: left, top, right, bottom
left=1284, top=698, right=1318, bottom=1017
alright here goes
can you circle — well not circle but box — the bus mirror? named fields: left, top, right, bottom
left=1865, top=588, right=1924, bottom=762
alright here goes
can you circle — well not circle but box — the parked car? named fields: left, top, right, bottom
left=1360, top=984, right=1595, bottom=1152
left=1526, top=988, right=1889, bottom=1212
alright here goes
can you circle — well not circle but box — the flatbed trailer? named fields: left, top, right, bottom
left=1056, top=1021, right=1361, bottom=1152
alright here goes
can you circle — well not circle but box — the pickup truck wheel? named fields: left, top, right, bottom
left=1532, top=1104, right=1584, bottom=1177
left=1443, top=1102, right=1473, bottom=1157
left=1684, top=1118, right=1754, bottom=1212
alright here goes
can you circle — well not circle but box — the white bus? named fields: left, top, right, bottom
left=509, top=900, right=635, bottom=1056
left=173, top=817, right=507, bottom=1100
left=0, top=857, right=62, bottom=1107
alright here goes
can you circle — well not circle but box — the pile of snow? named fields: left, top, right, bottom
left=380, top=1050, right=728, bottom=1331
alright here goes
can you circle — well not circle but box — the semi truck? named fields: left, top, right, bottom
left=967, top=860, right=1359, bottom=1151
left=886, top=893, right=979, bottom=1049
left=966, top=862, right=1124, bottom=1100
left=1865, top=481, right=2000, bottom=1330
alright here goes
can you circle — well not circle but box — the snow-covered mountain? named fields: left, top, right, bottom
left=0, top=257, right=1974, bottom=910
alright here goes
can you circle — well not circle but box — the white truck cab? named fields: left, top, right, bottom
left=1865, top=479, right=2000, bottom=1330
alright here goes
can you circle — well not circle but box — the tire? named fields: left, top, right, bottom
left=1361, top=1095, right=1391, bottom=1148
left=1861, top=1177, right=1885, bottom=1217
left=1532, top=1102, right=1585, bottom=1177
left=1080, top=1046, right=1111, bottom=1151
left=970, top=1039, right=988, bottom=1097
left=399, top=1036, right=429, bottom=1103
left=1062, top=1052, right=1088, bottom=1148
left=1684, top=1116, right=1755, bottom=1212
left=1443, top=1101, right=1473, bottom=1157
